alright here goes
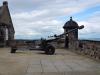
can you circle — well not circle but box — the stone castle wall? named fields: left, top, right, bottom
left=73, top=40, right=100, bottom=60
left=53, top=40, right=100, bottom=60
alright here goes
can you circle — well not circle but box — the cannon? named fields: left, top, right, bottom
left=11, top=25, right=84, bottom=55
left=10, top=39, right=56, bottom=55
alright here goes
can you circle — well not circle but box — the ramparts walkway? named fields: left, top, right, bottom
left=0, top=48, right=100, bottom=75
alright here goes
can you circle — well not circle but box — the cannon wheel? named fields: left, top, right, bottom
left=45, top=45, right=55, bottom=55
left=11, top=47, right=17, bottom=53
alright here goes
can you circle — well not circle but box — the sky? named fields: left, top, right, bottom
left=0, top=0, right=100, bottom=40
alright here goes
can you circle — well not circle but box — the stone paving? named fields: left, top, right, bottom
left=0, top=48, right=100, bottom=75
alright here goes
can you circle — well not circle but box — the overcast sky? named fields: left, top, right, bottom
left=1, top=0, right=100, bottom=40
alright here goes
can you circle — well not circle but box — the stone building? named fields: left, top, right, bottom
left=63, top=17, right=79, bottom=49
left=0, top=1, right=15, bottom=47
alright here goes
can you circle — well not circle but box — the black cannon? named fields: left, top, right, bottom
left=11, top=25, right=84, bottom=55
left=10, top=39, right=55, bottom=55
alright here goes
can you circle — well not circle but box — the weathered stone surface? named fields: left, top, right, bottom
left=0, top=48, right=100, bottom=75
left=0, top=1, right=15, bottom=47
left=75, top=40, right=100, bottom=60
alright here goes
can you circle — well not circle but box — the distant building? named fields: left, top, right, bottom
left=0, top=1, right=15, bottom=47
left=63, top=17, right=79, bottom=49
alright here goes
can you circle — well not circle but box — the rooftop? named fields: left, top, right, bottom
left=63, top=17, right=79, bottom=29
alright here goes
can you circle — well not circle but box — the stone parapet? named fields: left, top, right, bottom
left=74, top=40, right=100, bottom=60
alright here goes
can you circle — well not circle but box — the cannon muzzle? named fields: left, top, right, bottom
left=78, top=25, right=84, bottom=29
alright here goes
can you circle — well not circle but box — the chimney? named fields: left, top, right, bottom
left=3, top=1, right=8, bottom=6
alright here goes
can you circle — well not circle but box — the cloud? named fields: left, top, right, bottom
left=1, top=0, right=99, bottom=39
left=78, top=11, right=100, bottom=39
left=12, top=12, right=64, bottom=39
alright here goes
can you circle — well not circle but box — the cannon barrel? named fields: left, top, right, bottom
left=78, top=25, right=84, bottom=29
left=46, top=25, right=84, bottom=42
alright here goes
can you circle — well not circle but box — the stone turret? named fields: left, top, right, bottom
left=63, top=17, right=79, bottom=49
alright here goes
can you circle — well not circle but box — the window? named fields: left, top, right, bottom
left=6, top=28, right=8, bottom=40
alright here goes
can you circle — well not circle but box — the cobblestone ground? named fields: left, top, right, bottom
left=0, top=48, right=100, bottom=75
